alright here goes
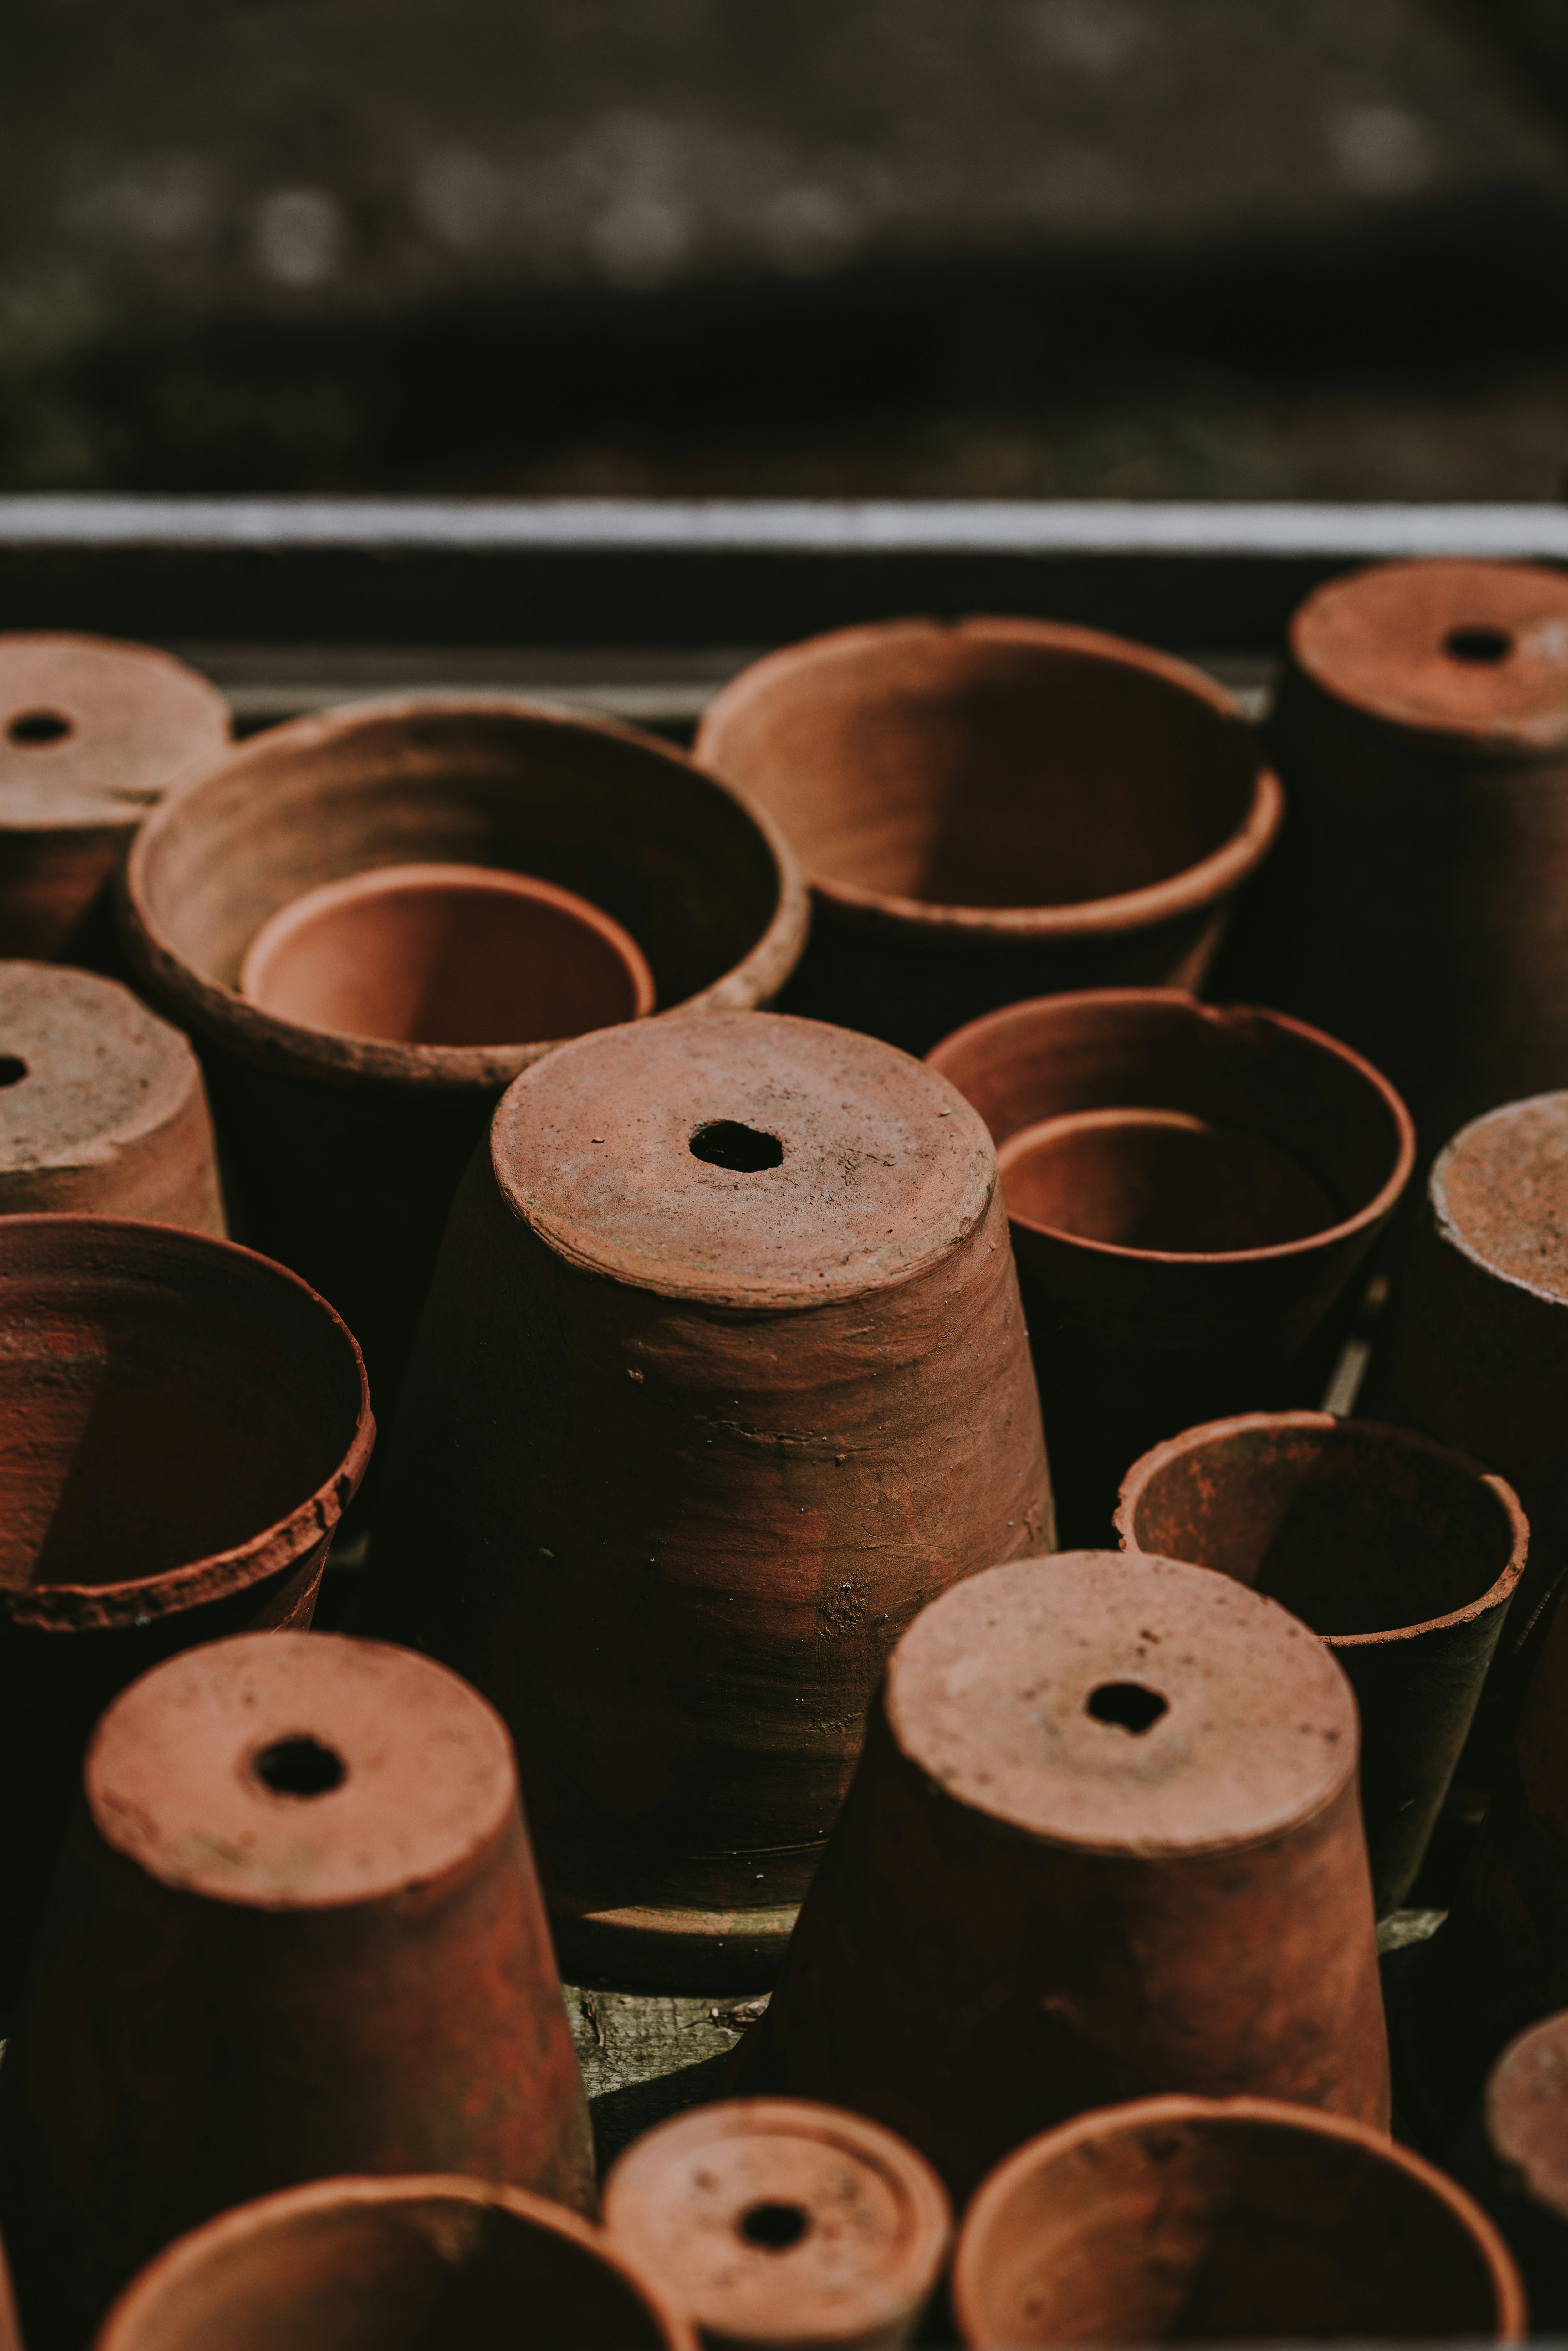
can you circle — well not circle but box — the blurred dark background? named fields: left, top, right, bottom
left=6, top=0, right=1568, bottom=499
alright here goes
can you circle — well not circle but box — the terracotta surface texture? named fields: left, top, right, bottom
left=94, top=2175, right=696, bottom=2351
left=0, top=1214, right=371, bottom=2013
left=356, top=1011, right=1052, bottom=1986
left=120, top=694, right=807, bottom=1419
left=0, top=1633, right=595, bottom=2351
left=696, top=617, right=1282, bottom=1055
left=1116, top=1410, right=1527, bottom=1915
left=927, top=989, right=1413, bottom=1545
left=0, top=633, right=229, bottom=964
left=730, top=1552, right=1388, bottom=2200
left=952, top=2095, right=1525, bottom=2348
left=0, top=960, right=225, bottom=1228
left=603, top=2097, right=952, bottom=2350
left=1485, top=2011, right=1568, bottom=2330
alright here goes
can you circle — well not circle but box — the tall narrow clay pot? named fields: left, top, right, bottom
left=952, top=2095, right=1525, bottom=2348
left=94, top=2176, right=694, bottom=2351
left=603, top=2099, right=952, bottom=2350
left=1482, top=2011, right=1568, bottom=2330
left=0, top=1631, right=595, bottom=2351
left=695, top=619, right=1282, bottom=1056
left=0, top=1214, right=371, bottom=2013
left=0, top=633, right=230, bottom=964
left=730, top=1552, right=1387, bottom=2202
left=356, top=1011, right=1052, bottom=1988
left=0, top=961, right=225, bottom=1229
left=927, top=990, right=1414, bottom=1545
left=120, top=696, right=807, bottom=1422
left=1115, top=1411, right=1527, bottom=1915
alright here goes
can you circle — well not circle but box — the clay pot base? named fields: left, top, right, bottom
left=551, top=1894, right=802, bottom=1993
left=997, top=1108, right=1336, bottom=1254
left=1434, top=1090, right=1568, bottom=1301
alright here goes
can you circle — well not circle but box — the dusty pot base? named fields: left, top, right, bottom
left=552, top=1893, right=801, bottom=1991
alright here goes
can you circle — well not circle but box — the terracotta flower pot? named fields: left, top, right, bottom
left=120, top=695, right=807, bottom=1419
left=1115, top=1411, right=1527, bottom=1916
left=1483, top=2011, right=1568, bottom=2330
left=927, top=990, right=1414, bottom=1545
left=0, top=633, right=229, bottom=964
left=0, top=1631, right=595, bottom=2351
left=94, top=2175, right=696, bottom=2351
left=0, top=1214, right=371, bottom=2013
left=695, top=618, right=1283, bottom=1056
left=0, top=961, right=225, bottom=1229
left=355, top=1010, right=1052, bottom=1988
left=730, top=1552, right=1387, bottom=2202
left=952, top=2095, right=1525, bottom=2348
left=603, top=2098, right=952, bottom=2350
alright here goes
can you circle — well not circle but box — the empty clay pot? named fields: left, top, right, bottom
left=603, top=2098, right=952, bottom=2350
left=1483, top=2011, right=1568, bottom=2330
left=0, top=1631, right=595, bottom=2351
left=355, top=1011, right=1052, bottom=1988
left=1115, top=1411, right=1528, bottom=1915
left=695, top=618, right=1283, bottom=1055
left=240, top=861, right=656, bottom=1047
left=927, top=990, right=1414, bottom=1545
left=730, top=1552, right=1387, bottom=2203
left=0, top=1214, right=371, bottom=2013
left=0, top=633, right=230, bottom=963
left=0, top=960, right=225, bottom=1229
left=952, top=2095, right=1525, bottom=2347
left=120, top=695, right=807, bottom=1417
left=94, top=2175, right=696, bottom=2351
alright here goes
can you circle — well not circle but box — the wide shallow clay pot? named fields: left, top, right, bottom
left=120, top=695, right=807, bottom=1417
left=240, top=861, right=656, bottom=1046
left=0, top=633, right=230, bottom=965
left=1115, top=1411, right=1527, bottom=1916
left=1273, top=559, right=1568, bottom=1154
left=0, top=960, right=225, bottom=1228
left=927, top=990, right=1414, bottom=1544
left=0, top=1631, right=595, bottom=2351
left=0, top=1214, right=371, bottom=2013
left=730, top=1552, right=1387, bottom=2201
left=94, top=2175, right=696, bottom=2351
left=603, top=2098, right=951, bottom=2350
left=356, top=1011, right=1052, bottom=1987
left=695, top=618, right=1283, bottom=1055
left=952, top=2095, right=1525, bottom=2348
left=1483, top=2010, right=1568, bottom=2330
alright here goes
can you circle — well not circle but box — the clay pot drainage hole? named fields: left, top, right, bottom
left=1085, top=1681, right=1168, bottom=1733
left=1444, top=627, right=1514, bottom=665
left=688, top=1120, right=784, bottom=1171
left=0, top=1057, right=23, bottom=1087
left=250, top=1735, right=346, bottom=1798
left=6, top=710, right=73, bottom=745
left=738, top=2200, right=810, bottom=2250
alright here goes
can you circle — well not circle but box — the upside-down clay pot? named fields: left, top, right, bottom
left=729, top=1552, right=1387, bottom=2202
left=603, top=2099, right=952, bottom=2350
left=1115, top=1412, right=1527, bottom=1915
left=0, top=961, right=225, bottom=1229
left=120, top=696, right=807, bottom=1418
left=694, top=619, right=1283, bottom=1056
left=927, top=990, right=1414, bottom=1545
left=952, top=2095, right=1525, bottom=2348
left=0, top=1215, right=371, bottom=2014
left=356, top=1011, right=1052, bottom=1988
left=1482, top=2011, right=1568, bottom=2329
left=0, top=1632, right=595, bottom=2351
left=0, top=633, right=230, bottom=964
left=93, top=2176, right=695, bottom=2351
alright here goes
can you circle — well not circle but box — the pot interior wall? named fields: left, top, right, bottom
left=998, top=1111, right=1337, bottom=1252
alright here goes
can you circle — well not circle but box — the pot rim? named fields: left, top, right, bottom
left=1114, top=1408, right=1530, bottom=1646
left=120, top=693, right=810, bottom=1095
left=696, top=615, right=1285, bottom=939
left=0, top=1213, right=373, bottom=1632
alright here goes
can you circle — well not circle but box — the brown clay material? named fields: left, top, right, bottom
left=0, top=2228, right=17, bottom=2351
left=1483, top=2011, right=1568, bottom=2330
left=120, top=694, right=806, bottom=1421
left=0, top=1632, right=595, bottom=2351
left=355, top=1010, right=1052, bottom=1987
left=240, top=860, right=657, bottom=1046
left=730, top=1552, right=1388, bottom=2202
left=695, top=618, right=1282, bottom=1056
left=952, top=2094, right=1526, bottom=2348
left=0, top=1214, right=371, bottom=2013
left=0, top=960, right=225, bottom=1229
left=0, top=633, right=229, bottom=963
left=927, top=989, right=1414, bottom=1546
left=94, top=2175, right=696, bottom=2351
left=1115, top=1411, right=1528, bottom=1915
left=603, top=2098, right=952, bottom=2350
